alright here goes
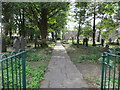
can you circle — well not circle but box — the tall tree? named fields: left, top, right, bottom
left=2, top=2, right=14, bottom=38
left=2, top=2, right=70, bottom=47
left=48, top=9, right=68, bottom=40
left=26, top=2, right=70, bottom=47
left=74, top=2, right=88, bottom=47
left=96, top=2, right=119, bottom=40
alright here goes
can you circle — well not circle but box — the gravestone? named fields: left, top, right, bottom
left=20, top=36, right=25, bottom=50
left=101, top=39, right=105, bottom=47
left=13, top=37, right=20, bottom=52
left=83, top=38, right=85, bottom=45
left=2, top=38, right=7, bottom=52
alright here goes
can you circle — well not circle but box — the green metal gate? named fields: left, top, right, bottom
left=101, top=50, right=120, bottom=90
left=0, top=50, right=27, bottom=89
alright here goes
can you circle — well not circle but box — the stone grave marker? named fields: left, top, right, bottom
left=13, top=37, right=20, bottom=52
left=20, top=36, right=25, bottom=50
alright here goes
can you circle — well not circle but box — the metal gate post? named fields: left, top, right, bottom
left=22, top=52, right=26, bottom=89
left=101, top=53, right=106, bottom=90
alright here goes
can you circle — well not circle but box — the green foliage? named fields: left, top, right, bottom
left=26, top=64, right=46, bottom=88
left=73, top=54, right=100, bottom=63
left=82, top=25, right=92, bottom=37
left=74, top=2, right=88, bottom=25
left=2, top=2, right=70, bottom=44
left=27, top=49, right=52, bottom=62
left=27, top=52, right=47, bottom=62
left=68, top=45, right=104, bottom=64
left=47, top=41, right=56, bottom=48
left=0, top=47, right=52, bottom=88
left=73, top=2, right=119, bottom=40
left=26, top=48, right=52, bottom=88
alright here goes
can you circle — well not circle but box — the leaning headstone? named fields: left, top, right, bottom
left=2, top=38, right=7, bottom=52
left=20, top=36, right=25, bottom=50
left=13, top=37, right=20, bottom=52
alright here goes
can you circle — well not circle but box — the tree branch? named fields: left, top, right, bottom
left=49, top=23, right=56, bottom=29
left=33, top=3, right=41, bottom=17
left=48, top=8, right=61, bottom=19
left=29, top=6, right=38, bottom=22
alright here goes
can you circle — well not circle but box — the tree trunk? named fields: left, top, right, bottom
left=55, top=31, right=57, bottom=40
left=30, top=34, right=33, bottom=41
left=9, top=27, right=12, bottom=39
left=97, top=30, right=101, bottom=42
left=72, top=37, right=74, bottom=44
left=4, top=18, right=9, bottom=36
left=51, top=32, right=55, bottom=41
left=0, top=2, right=2, bottom=53
left=21, top=8, right=25, bottom=37
left=39, top=8, right=48, bottom=48
left=77, top=20, right=81, bottom=48
left=85, top=38, right=88, bottom=47
left=92, top=6, right=96, bottom=46
left=19, top=9, right=22, bottom=36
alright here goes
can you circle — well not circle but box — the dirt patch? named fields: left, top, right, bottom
left=75, top=62, right=101, bottom=88
left=76, top=62, right=101, bottom=77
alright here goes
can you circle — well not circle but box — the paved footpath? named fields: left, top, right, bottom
left=41, top=41, right=88, bottom=88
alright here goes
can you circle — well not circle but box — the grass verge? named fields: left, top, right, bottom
left=26, top=47, right=53, bottom=88
left=0, top=41, right=55, bottom=88
left=63, top=43, right=105, bottom=88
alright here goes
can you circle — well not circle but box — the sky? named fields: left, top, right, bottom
left=66, top=2, right=77, bottom=31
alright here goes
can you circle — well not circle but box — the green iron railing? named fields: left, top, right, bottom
left=101, top=50, right=120, bottom=90
left=0, top=50, right=27, bottom=89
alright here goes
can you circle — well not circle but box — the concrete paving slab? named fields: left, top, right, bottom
left=40, top=41, right=88, bottom=88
